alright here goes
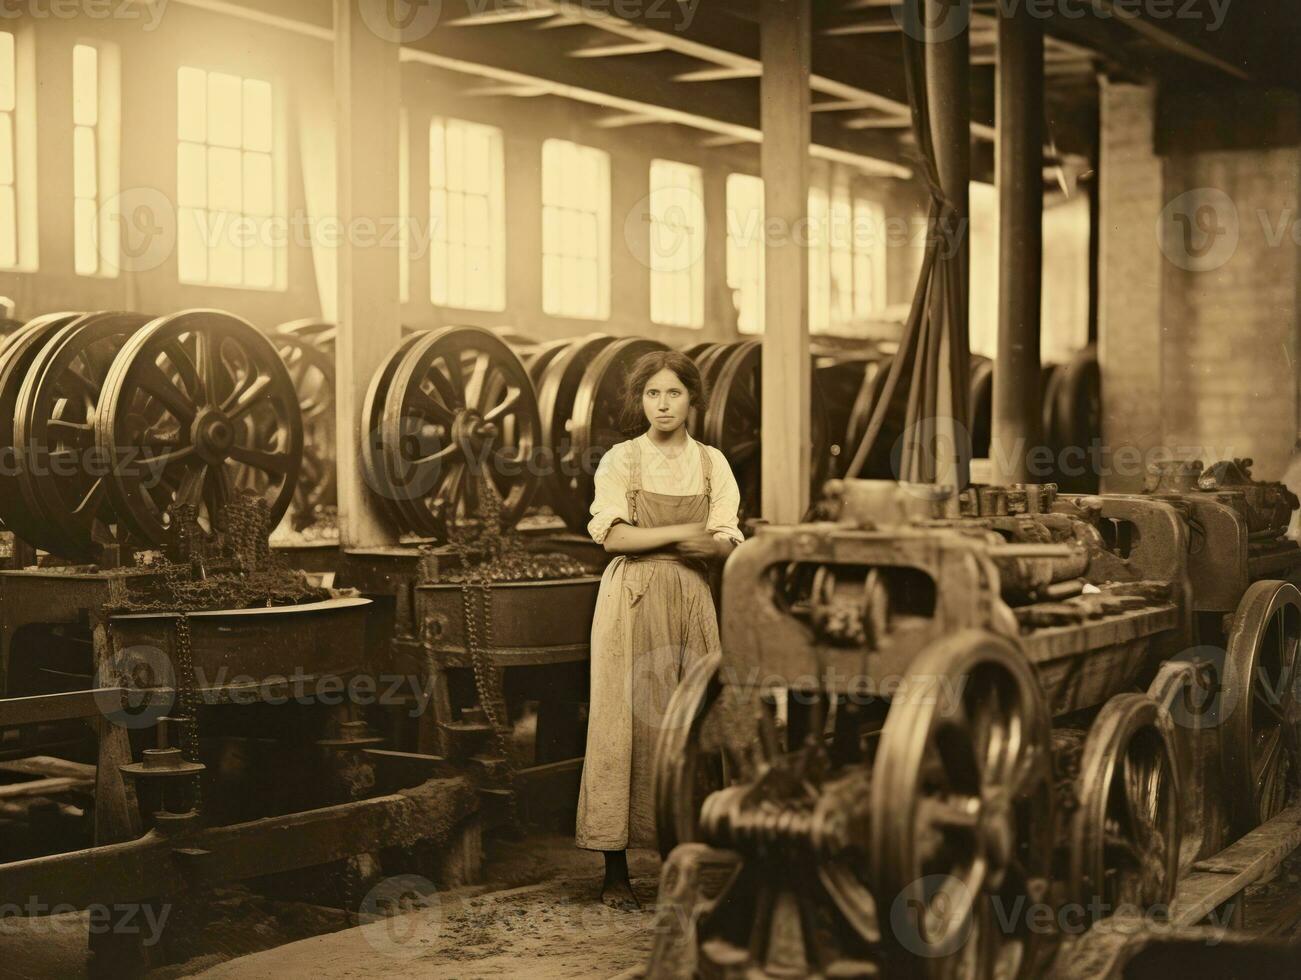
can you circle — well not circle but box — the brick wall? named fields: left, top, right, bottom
left=1100, top=79, right=1301, bottom=490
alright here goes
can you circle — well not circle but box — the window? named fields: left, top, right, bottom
left=429, top=117, right=504, bottom=311
left=726, top=174, right=765, bottom=335
left=541, top=139, right=610, bottom=320
left=648, top=159, right=704, bottom=328
left=0, top=31, right=16, bottom=269
left=811, top=185, right=887, bottom=334
left=176, top=66, right=278, bottom=288
left=73, top=44, right=117, bottom=277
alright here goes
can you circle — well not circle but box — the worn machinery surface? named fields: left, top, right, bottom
left=645, top=465, right=1301, bottom=979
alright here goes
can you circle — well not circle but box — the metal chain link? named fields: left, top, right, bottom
left=174, top=613, right=202, bottom=814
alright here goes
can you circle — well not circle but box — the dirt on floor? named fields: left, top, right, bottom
left=187, top=836, right=663, bottom=980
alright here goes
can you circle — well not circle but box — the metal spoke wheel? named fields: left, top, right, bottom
left=15, top=313, right=150, bottom=559
left=1147, top=659, right=1227, bottom=872
left=1222, top=579, right=1301, bottom=834
left=535, top=334, right=615, bottom=530
left=273, top=334, right=337, bottom=528
left=360, top=332, right=424, bottom=530
left=381, top=326, right=542, bottom=540
left=704, top=340, right=832, bottom=524
left=95, top=310, right=303, bottom=546
left=566, top=336, right=669, bottom=530
left=1069, top=693, right=1181, bottom=916
left=275, top=318, right=337, bottom=349
left=871, top=630, right=1054, bottom=980
left=0, top=313, right=83, bottom=545
left=521, top=337, right=572, bottom=387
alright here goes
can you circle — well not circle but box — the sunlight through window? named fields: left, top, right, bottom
left=0, top=32, right=16, bottom=269
left=541, top=139, right=610, bottom=320
left=726, top=173, right=765, bottom=335
left=176, top=66, right=278, bottom=288
left=648, top=159, right=704, bottom=328
left=430, top=117, right=505, bottom=311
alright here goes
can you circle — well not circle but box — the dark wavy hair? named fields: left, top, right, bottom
left=618, top=350, right=708, bottom=435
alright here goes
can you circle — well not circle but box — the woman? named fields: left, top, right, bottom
left=575, top=350, right=743, bottom=910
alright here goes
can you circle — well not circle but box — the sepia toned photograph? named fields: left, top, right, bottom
left=0, top=1, right=1299, bottom=977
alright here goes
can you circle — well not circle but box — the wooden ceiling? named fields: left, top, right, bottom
left=177, top=0, right=1297, bottom=178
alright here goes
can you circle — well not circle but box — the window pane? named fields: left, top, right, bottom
left=75, top=198, right=98, bottom=275
left=208, top=146, right=241, bottom=213
left=242, top=79, right=272, bottom=152
left=177, top=141, right=206, bottom=208
left=0, top=32, right=14, bottom=114
left=242, top=152, right=273, bottom=216
left=244, top=235, right=274, bottom=288
left=210, top=222, right=242, bottom=285
left=207, top=72, right=242, bottom=148
left=73, top=44, right=98, bottom=127
left=429, top=120, right=446, bottom=189
left=74, top=126, right=97, bottom=199
left=177, top=66, right=206, bottom=143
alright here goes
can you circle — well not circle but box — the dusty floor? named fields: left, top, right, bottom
left=0, top=834, right=661, bottom=980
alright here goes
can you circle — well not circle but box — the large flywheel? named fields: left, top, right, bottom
left=15, top=312, right=150, bottom=558
left=1222, top=579, right=1301, bottom=834
left=95, top=310, right=303, bottom=545
left=871, top=630, right=1054, bottom=979
left=378, top=326, right=542, bottom=539
left=273, top=333, right=337, bottom=528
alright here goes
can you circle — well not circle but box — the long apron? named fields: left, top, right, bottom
left=575, top=440, right=721, bottom=851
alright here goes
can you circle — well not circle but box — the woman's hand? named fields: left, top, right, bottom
left=675, top=530, right=726, bottom=560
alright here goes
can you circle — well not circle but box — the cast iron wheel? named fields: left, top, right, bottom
left=1222, top=580, right=1301, bottom=834
left=273, top=333, right=337, bottom=527
left=360, top=332, right=425, bottom=531
left=381, top=326, right=542, bottom=539
left=704, top=340, right=832, bottom=524
left=1069, top=693, right=1181, bottom=915
left=95, top=310, right=303, bottom=545
left=15, top=312, right=150, bottom=559
left=0, top=313, right=84, bottom=546
left=871, top=630, right=1054, bottom=979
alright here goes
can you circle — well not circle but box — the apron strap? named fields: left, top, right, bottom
left=697, top=441, right=713, bottom=497
left=625, top=439, right=642, bottom=525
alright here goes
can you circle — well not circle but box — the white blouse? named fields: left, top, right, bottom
left=587, top=433, right=745, bottom=546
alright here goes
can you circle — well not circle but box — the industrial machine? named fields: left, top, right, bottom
left=646, top=467, right=1301, bottom=979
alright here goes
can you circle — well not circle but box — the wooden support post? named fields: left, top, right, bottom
left=993, top=7, right=1044, bottom=483
left=926, top=0, right=971, bottom=491
left=759, top=0, right=811, bottom=525
left=335, top=0, right=404, bottom=547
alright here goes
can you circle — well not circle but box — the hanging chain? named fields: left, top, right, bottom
left=454, top=465, right=520, bottom=830
left=174, top=613, right=202, bottom=814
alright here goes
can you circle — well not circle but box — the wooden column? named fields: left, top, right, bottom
left=993, top=8, right=1043, bottom=483
left=926, top=0, right=971, bottom=490
left=759, top=0, right=811, bottom=525
left=335, top=0, right=404, bottom=546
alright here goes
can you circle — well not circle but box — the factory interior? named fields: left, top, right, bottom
left=1, top=0, right=1301, bottom=977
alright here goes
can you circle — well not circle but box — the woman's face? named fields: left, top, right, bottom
left=642, top=368, right=690, bottom=434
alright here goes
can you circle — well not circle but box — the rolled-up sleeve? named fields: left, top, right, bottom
left=587, top=443, right=631, bottom=544
left=706, top=448, right=744, bottom=545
